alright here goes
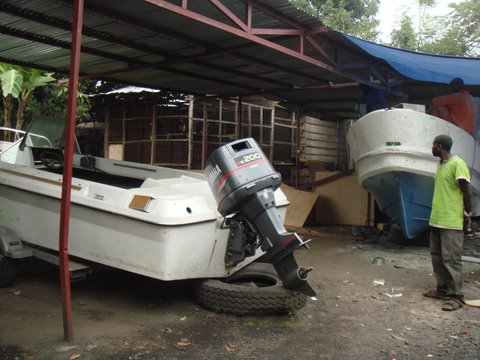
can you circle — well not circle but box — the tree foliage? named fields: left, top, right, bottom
left=447, top=0, right=480, bottom=56
left=290, top=0, right=478, bottom=57
left=0, top=63, right=93, bottom=131
left=31, top=80, right=92, bottom=124
left=0, top=63, right=55, bottom=130
left=0, top=63, right=22, bottom=130
left=0, top=65, right=23, bottom=99
left=388, top=0, right=479, bottom=56
left=289, top=0, right=380, bottom=41
left=390, top=13, right=417, bottom=51
left=16, top=68, right=56, bottom=130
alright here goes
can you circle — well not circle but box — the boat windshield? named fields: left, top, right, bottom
left=21, top=116, right=81, bottom=153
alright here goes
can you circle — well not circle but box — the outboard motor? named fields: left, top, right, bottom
left=205, top=138, right=315, bottom=296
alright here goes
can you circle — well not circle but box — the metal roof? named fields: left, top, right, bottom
left=0, top=0, right=478, bottom=120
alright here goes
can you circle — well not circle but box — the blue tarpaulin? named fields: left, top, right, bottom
left=344, top=34, right=480, bottom=85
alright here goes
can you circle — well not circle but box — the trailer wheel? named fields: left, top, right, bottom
left=193, top=263, right=307, bottom=315
left=0, top=257, right=18, bottom=287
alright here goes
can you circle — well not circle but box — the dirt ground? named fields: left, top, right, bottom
left=1, top=226, right=480, bottom=360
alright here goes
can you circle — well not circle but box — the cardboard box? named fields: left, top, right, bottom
left=313, top=171, right=374, bottom=226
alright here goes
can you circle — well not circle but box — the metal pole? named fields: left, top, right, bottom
left=201, top=100, right=207, bottom=169
left=59, top=0, right=84, bottom=342
left=237, top=97, right=242, bottom=139
left=295, top=106, right=301, bottom=188
left=151, top=98, right=156, bottom=165
left=187, top=97, right=193, bottom=169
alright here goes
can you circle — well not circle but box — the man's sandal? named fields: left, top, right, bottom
left=423, top=289, right=449, bottom=300
left=441, top=298, right=463, bottom=311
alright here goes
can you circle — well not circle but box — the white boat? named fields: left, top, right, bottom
left=347, top=106, right=480, bottom=239
left=0, top=116, right=315, bottom=305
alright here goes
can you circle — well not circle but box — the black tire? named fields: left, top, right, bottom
left=193, top=263, right=307, bottom=315
left=0, top=257, right=18, bottom=287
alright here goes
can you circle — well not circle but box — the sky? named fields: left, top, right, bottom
left=377, top=0, right=461, bottom=42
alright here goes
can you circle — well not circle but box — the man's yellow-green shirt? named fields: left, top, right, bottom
left=429, top=155, right=470, bottom=230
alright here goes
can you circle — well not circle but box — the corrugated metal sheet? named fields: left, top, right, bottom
left=0, top=0, right=477, bottom=121
left=0, top=0, right=380, bottom=119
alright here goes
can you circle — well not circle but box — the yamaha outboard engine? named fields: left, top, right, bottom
left=205, top=138, right=315, bottom=296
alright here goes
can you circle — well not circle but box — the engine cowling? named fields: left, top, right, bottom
left=205, top=138, right=315, bottom=296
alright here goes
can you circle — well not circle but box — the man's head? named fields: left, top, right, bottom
left=432, top=135, right=453, bottom=157
left=450, top=78, right=465, bottom=93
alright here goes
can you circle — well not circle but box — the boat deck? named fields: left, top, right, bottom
left=48, top=167, right=145, bottom=189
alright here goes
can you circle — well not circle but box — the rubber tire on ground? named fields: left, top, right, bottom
left=193, top=262, right=307, bottom=315
left=0, top=257, right=18, bottom=287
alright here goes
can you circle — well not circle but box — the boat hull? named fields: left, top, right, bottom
left=2, top=186, right=232, bottom=279
left=0, top=161, right=287, bottom=281
left=1, top=120, right=296, bottom=286
left=363, top=171, right=433, bottom=239
left=347, top=108, right=480, bottom=239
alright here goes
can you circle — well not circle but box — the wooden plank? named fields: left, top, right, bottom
left=0, top=169, right=82, bottom=191
left=462, top=256, right=480, bottom=264
left=294, top=226, right=364, bottom=241
left=305, top=147, right=339, bottom=155
left=301, top=115, right=348, bottom=171
left=304, top=125, right=339, bottom=136
left=107, top=144, right=123, bottom=160
left=280, top=183, right=318, bottom=229
left=301, top=155, right=340, bottom=164
left=129, top=195, right=152, bottom=211
left=304, top=117, right=339, bottom=128
left=465, top=299, right=480, bottom=308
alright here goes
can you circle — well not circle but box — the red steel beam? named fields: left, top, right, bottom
left=246, top=2, right=252, bottom=30
left=59, top=0, right=84, bottom=342
left=0, top=3, right=287, bottom=90
left=243, top=0, right=334, bottom=64
left=210, top=0, right=248, bottom=31
left=70, top=0, right=334, bottom=84
left=144, top=0, right=336, bottom=71
left=250, top=28, right=305, bottom=35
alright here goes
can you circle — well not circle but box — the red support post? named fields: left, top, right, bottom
left=59, top=0, right=84, bottom=342
left=201, top=100, right=207, bottom=169
left=295, top=106, right=300, bottom=188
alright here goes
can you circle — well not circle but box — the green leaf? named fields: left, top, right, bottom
left=27, top=74, right=55, bottom=91
left=0, top=69, right=23, bottom=98
left=22, top=70, right=55, bottom=93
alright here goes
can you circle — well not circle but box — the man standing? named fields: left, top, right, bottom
left=424, top=135, right=472, bottom=311
left=429, top=78, right=477, bottom=135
